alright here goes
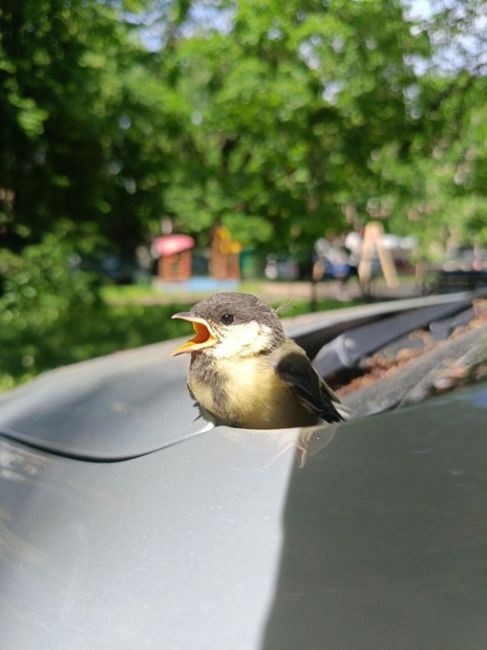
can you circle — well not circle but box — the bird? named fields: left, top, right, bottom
left=171, top=292, right=348, bottom=429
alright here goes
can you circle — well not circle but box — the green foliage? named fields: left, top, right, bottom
left=0, top=228, right=99, bottom=390
left=0, top=0, right=180, bottom=253
left=165, top=0, right=430, bottom=248
left=2, top=0, right=486, bottom=256
left=367, top=71, right=487, bottom=256
left=0, top=230, right=193, bottom=391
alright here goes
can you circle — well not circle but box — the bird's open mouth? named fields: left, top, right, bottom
left=171, top=313, right=218, bottom=356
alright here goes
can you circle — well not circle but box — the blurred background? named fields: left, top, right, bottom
left=1, top=0, right=486, bottom=391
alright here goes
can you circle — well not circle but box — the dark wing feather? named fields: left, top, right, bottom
left=276, top=351, right=346, bottom=423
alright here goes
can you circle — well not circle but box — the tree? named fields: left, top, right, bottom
left=366, top=0, right=487, bottom=255
left=0, top=0, right=179, bottom=255
left=2, top=0, right=485, bottom=261
left=159, top=0, right=430, bottom=251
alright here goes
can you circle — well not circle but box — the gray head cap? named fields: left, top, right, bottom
left=192, top=292, right=284, bottom=333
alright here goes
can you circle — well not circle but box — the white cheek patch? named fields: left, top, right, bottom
left=212, top=321, right=273, bottom=358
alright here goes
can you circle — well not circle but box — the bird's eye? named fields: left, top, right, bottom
left=221, top=313, right=234, bottom=325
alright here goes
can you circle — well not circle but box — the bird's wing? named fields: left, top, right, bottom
left=275, top=351, right=347, bottom=423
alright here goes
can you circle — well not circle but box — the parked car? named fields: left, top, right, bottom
left=1, top=292, right=487, bottom=649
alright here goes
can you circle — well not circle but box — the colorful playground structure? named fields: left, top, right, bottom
left=153, top=226, right=243, bottom=291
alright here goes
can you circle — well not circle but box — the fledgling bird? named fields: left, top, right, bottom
left=171, top=292, right=348, bottom=429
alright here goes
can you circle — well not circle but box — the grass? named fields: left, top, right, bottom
left=100, top=280, right=307, bottom=305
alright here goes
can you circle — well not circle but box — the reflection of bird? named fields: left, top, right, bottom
left=171, top=293, right=348, bottom=429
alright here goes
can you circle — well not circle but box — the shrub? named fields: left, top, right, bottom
left=0, top=231, right=102, bottom=391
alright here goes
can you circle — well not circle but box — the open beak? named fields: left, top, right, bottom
left=171, top=313, right=218, bottom=356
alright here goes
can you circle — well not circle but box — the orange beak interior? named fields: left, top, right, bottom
left=171, top=317, right=218, bottom=356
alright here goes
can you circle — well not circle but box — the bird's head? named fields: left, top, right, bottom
left=171, top=292, right=285, bottom=359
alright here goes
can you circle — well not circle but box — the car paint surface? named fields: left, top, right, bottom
left=0, top=425, right=299, bottom=650
left=1, top=382, right=487, bottom=649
